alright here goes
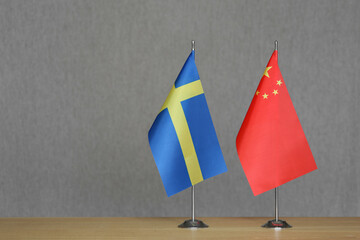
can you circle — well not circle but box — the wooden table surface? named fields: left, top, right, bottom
left=0, top=217, right=359, bottom=240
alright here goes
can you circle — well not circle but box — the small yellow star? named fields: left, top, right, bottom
left=277, top=80, right=283, bottom=86
left=263, top=66, right=272, bottom=78
left=262, top=93, right=268, bottom=99
left=256, top=90, right=260, bottom=95
left=273, top=89, right=278, bottom=95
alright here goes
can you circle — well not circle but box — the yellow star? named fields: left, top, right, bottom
left=256, top=90, right=260, bottom=95
left=277, top=80, right=283, bottom=86
left=273, top=89, right=278, bottom=95
left=263, top=66, right=272, bottom=78
left=262, top=93, right=268, bottom=99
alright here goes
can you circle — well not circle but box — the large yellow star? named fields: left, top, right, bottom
left=263, top=66, right=272, bottom=78
left=262, top=93, right=268, bottom=99
left=277, top=80, right=283, bottom=86
left=273, top=89, right=278, bottom=95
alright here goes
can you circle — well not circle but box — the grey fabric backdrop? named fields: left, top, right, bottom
left=0, top=0, right=358, bottom=217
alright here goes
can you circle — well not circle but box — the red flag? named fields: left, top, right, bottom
left=236, top=50, right=317, bottom=196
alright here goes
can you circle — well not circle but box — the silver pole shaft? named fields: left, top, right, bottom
left=191, top=186, right=195, bottom=222
left=275, top=187, right=279, bottom=221
left=274, top=40, right=279, bottom=222
left=191, top=40, right=195, bottom=223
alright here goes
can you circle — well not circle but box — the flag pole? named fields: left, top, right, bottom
left=191, top=39, right=195, bottom=223
left=274, top=41, right=279, bottom=223
left=178, top=40, right=208, bottom=229
left=262, top=40, right=292, bottom=229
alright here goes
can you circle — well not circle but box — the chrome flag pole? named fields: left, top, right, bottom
left=262, top=40, right=292, bottom=229
left=274, top=40, right=279, bottom=223
left=178, top=40, right=208, bottom=228
left=191, top=40, right=195, bottom=223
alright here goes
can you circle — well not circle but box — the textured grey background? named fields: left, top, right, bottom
left=0, top=0, right=359, bottom=217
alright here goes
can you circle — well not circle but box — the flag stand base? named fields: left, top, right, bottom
left=262, top=219, right=292, bottom=228
left=178, top=219, right=208, bottom=228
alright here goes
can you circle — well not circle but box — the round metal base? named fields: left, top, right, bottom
left=262, top=219, right=292, bottom=228
left=178, top=219, right=208, bottom=228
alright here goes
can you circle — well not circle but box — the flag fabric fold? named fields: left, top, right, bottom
left=149, top=51, right=227, bottom=197
left=236, top=50, right=317, bottom=196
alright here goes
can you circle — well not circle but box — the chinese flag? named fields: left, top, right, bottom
left=236, top=50, right=317, bottom=196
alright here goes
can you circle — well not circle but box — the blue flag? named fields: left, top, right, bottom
left=148, top=51, right=227, bottom=196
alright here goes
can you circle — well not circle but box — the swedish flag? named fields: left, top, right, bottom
left=148, top=51, right=227, bottom=197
